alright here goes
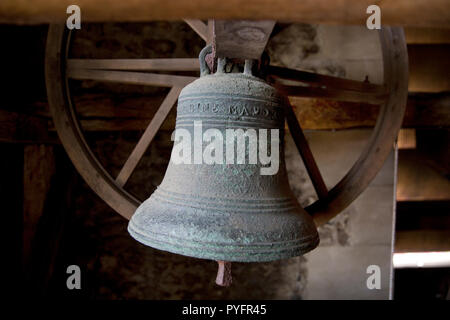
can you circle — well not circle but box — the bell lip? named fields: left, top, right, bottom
left=127, top=218, right=320, bottom=262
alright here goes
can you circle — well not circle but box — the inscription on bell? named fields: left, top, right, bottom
left=179, top=101, right=283, bottom=121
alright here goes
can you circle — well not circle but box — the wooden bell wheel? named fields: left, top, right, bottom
left=45, top=21, right=408, bottom=228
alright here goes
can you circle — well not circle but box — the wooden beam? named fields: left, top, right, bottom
left=67, top=58, right=200, bottom=72
left=78, top=118, right=174, bottom=132
left=0, top=1, right=449, bottom=28
left=24, top=147, right=77, bottom=296
left=72, top=94, right=167, bottom=119
left=268, top=65, right=386, bottom=95
left=67, top=68, right=197, bottom=88
left=395, top=230, right=450, bottom=252
left=289, top=97, right=379, bottom=130
left=278, top=83, right=386, bottom=105
left=183, top=19, right=208, bottom=42
left=291, top=92, right=450, bottom=130
left=22, top=145, right=56, bottom=277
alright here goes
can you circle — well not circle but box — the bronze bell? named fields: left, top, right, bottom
left=128, top=46, right=319, bottom=270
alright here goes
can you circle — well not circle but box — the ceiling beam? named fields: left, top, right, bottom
left=0, top=1, right=449, bottom=28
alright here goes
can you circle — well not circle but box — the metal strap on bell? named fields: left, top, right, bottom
left=128, top=45, right=319, bottom=264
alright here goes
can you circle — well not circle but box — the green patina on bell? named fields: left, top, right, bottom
left=128, top=46, right=319, bottom=262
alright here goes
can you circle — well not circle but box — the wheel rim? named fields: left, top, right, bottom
left=45, top=23, right=408, bottom=226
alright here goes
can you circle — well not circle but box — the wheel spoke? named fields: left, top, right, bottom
left=115, top=86, right=182, bottom=187
left=268, top=65, right=386, bottom=93
left=268, top=65, right=388, bottom=104
left=276, top=83, right=387, bottom=104
left=285, top=104, right=328, bottom=200
left=184, top=19, right=208, bottom=42
left=67, top=58, right=200, bottom=71
left=66, top=68, right=197, bottom=87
